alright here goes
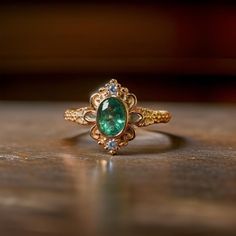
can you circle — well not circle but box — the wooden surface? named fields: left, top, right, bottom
left=0, top=102, right=236, bottom=236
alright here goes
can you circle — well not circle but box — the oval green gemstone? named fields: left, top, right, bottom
left=97, top=97, right=127, bottom=137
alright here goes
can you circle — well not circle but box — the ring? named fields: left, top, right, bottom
left=64, top=79, right=171, bottom=155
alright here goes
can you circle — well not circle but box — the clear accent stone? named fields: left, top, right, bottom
left=107, top=140, right=118, bottom=150
left=108, top=83, right=118, bottom=94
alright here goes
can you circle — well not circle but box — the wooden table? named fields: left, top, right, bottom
left=0, top=102, right=236, bottom=236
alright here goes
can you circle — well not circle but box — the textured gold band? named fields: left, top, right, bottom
left=64, top=107, right=93, bottom=125
left=134, top=107, right=171, bottom=127
left=64, top=107, right=171, bottom=127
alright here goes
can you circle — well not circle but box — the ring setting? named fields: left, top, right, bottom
left=64, top=79, right=171, bottom=155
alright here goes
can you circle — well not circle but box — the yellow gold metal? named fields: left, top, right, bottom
left=64, top=79, right=171, bottom=155
left=134, top=107, right=171, bottom=127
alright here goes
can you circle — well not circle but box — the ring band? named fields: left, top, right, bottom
left=64, top=79, right=171, bottom=154
left=65, top=107, right=171, bottom=126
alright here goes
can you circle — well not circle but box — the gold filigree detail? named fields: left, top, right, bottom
left=125, top=93, right=137, bottom=110
left=119, top=126, right=136, bottom=146
left=90, top=124, right=136, bottom=154
left=64, top=79, right=171, bottom=155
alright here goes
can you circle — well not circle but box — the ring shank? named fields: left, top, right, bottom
left=65, top=107, right=171, bottom=127
left=134, top=107, right=171, bottom=127
left=64, top=107, right=94, bottom=125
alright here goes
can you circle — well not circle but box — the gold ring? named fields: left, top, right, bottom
left=64, top=79, right=171, bottom=155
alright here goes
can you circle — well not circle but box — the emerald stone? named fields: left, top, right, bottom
left=97, top=97, right=127, bottom=137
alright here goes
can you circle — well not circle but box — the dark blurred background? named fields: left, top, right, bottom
left=0, top=1, right=236, bottom=102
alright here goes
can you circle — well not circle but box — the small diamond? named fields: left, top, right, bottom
left=108, top=83, right=118, bottom=95
left=106, top=140, right=118, bottom=151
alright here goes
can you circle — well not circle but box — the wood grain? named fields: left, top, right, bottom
left=0, top=102, right=236, bottom=236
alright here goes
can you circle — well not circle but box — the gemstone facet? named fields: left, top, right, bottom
left=97, top=97, right=127, bottom=137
